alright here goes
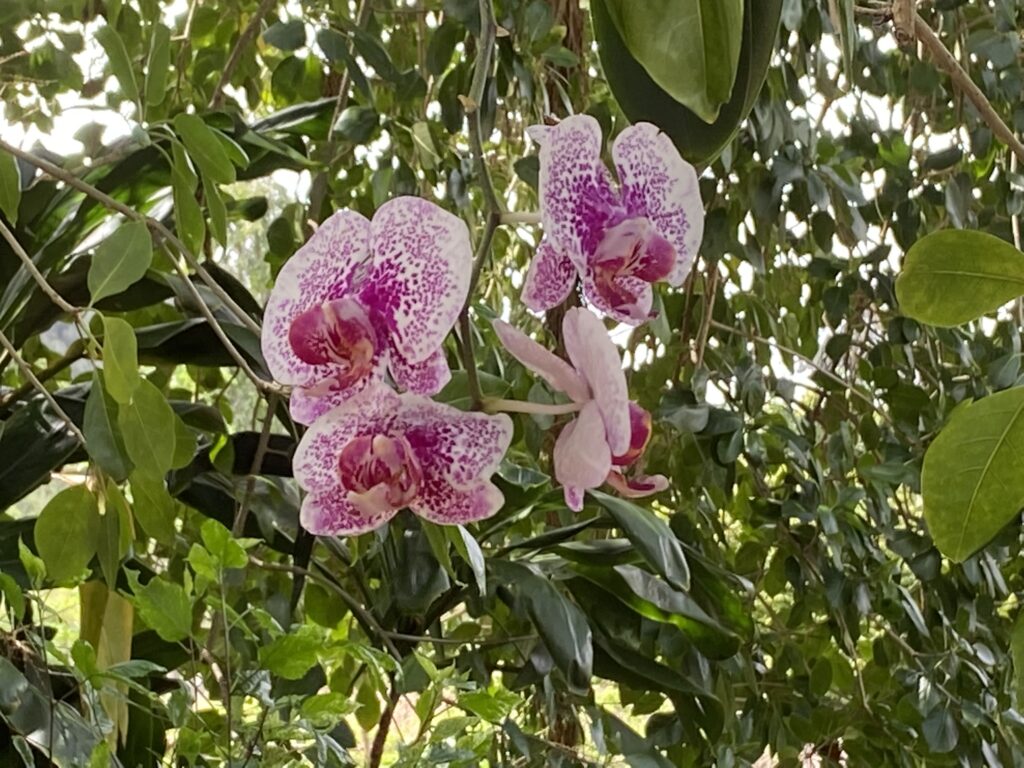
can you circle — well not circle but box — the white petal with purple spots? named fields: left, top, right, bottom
left=300, top=486, right=399, bottom=536
left=411, top=478, right=505, bottom=525
left=521, top=238, right=577, bottom=312
left=359, top=196, right=472, bottom=365
left=261, top=210, right=372, bottom=387
left=612, top=122, right=703, bottom=286
left=388, top=344, right=452, bottom=395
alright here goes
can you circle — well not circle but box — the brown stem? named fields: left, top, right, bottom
left=368, top=680, right=401, bottom=768
left=209, top=0, right=278, bottom=109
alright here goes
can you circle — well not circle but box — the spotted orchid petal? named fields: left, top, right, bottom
left=293, top=384, right=402, bottom=493
left=359, top=196, right=472, bottom=366
left=612, top=122, right=704, bottom=286
left=493, top=319, right=590, bottom=403
left=287, top=348, right=388, bottom=427
left=293, top=384, right=511, bottom=536
left=562, top=308, right=631, bottom=455
left=553, top=401, right=612, bottom=512
left=521, top=239, right=577, bottom=312
left=261, top=210, right=372, bottom=389
left=300, top=486, right=399, bottom=536
left=388, top=345, right=451, bottom=395
left=532, top=115, right=621, bottom=267
left=412, top=478, right=506, bottom=525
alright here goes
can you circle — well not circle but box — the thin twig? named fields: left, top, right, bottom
left=905, top=12, right=1024, bottom=165
left=233, top=394, right=278, bottom=536
left=210, top=0, right=278, bottom=109
left=0, top=138, right=262, bottom=336
left=0, top=328, right=86, bottom=444
left=0, top=219, right=79, bottom=316
left=368, top=679, right=400, bottom=768
left=383, top=630, right=537, bottom=647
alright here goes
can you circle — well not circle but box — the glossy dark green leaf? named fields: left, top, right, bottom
left=0, top=400, right=80, bottom=511
left=264, top=20, right=307, bottom=52
left=0, top=149, right=20, bottom=224
left=88, top=221, right=154, bottom=304
left=592, top=0, right=782, bottom=165
left=922, top=387, right=1024, bottom=561
left=83, top=373, right=132, bottom=482
left=604, top=0, right=743, bottom=122
left=34, top=485, right=100, bottom=583
left=896, top=230, right=1024, bottom=326
left=592, top=491, right=690, bottom=591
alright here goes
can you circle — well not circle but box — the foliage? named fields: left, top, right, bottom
left=3, top=0, right=1024, bottom=766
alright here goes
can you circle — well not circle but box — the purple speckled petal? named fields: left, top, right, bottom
left=411, top=477, right=505, bottom=525
left=533, top=115, right=621, bottom=266
left=261, top=210, right=372, bottom=387
left=398, top=395, right=513, bottom=486
left=553, top=401, right=612, bottom=512
left=561, top=308, right=630, bottom=454
left=287, top=348, right=388, bottom=426
left=293, top=383, right=402, bottom=492
left=300, top=485, right=398, bottom=536
left=521, top=238, right=578, bottom=312
left=583, top=266, right=654, bottom=325
left=493, top=320, right=589, bottom=402
left=359, top=196, right=471, bottom=365
left=612, top=122, right=704, bottom=286
left=388, top=344, right=451, bottom=395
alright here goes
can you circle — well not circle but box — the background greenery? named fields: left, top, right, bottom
left=3, top=0, right=1024, bottom=765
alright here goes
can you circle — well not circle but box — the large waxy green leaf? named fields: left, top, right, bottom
left=88, top=220, right=154, bottom=305
left=604, top=0, right=743, bottom=123
left=591, top=491, right=690, bottom=591
left=922, top=387, right=1024, bottom=561
left=593, top=0, right=782, bottom=165
left=83, top=373, right=132, bottom=482
left=173, top=114, right=236, bottom=185
left=895, top=230, right=1024, bottom=326
left=95, top=25, right=139, bottom=104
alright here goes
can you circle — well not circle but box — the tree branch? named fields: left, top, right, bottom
left=0, top=219, right=78, bottom=316
left=0, top=328, right=86, bottom=445
left=903, top=10, right=1024, bottom=165
left=209, top=0, right=278, bottom=109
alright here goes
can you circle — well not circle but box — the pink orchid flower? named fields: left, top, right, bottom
left=493, top=307, right=667, bottom=511
left=293, top=383, right=513, bottom=536
left=605, top=402, right=670, bottom=499
left=261, top=196, right=471, bottom=425
left=522, top=115, right=704, bottom=325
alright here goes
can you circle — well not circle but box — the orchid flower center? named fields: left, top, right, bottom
left=591, top=218, right=676, bottom=318
left=612, top=402, right=654, bottom=467
left=337, top=433, right=423, bottom=514
left=289, top=297, right=378, bottom=388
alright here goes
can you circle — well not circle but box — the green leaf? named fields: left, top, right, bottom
left=592, top=0, right=781, bottom=164
left=101, top=316, right=140, bottom=404
left=922, top=707, right=958, bottom=753
left=202, top=175, right=227, bottom=246
left=83, top=374, right=133, bottom=482
left=0, top=572, right=25, bottom=620
left=129, top=472, right=177, bottom=544
left=144, top=24, right=171, bottom=108
left=491, top=561, right=592, bottom=695
left=604, top=0, right=743, bottom=122
left=264, top=20, right=306, bottom=51
left=170, top=414, right=196, bottom=469
left=171, top=143, right=205, bottom=255
left=895, top=230, right=1024, bottom=326
left=457, top=687, right=520, bottom=723
left=127, top=570, right=192, bottom=642
left=922, top=387, right=1024, bottom=561
left=88, top=221, right=154, bottom=304
left=0, top=150, right=20, bottom=223
left=591, top=491, right=690, bottom=591
left=1013, top=613, right=1024, bottom=706
left=97, top=481, right=131, bottom=587
left=118, top=380, right=176, bottom=478
left=96, top=24, right=139, bottom=104
left=259, top=625, right=324, bottom=679
left=450, top=525, right=486, bottom=597
left=199, top=519, right=248, bottom=570
left=34, top=486, right=100, bottom=583
left=173, top=114, right=236, bottom=184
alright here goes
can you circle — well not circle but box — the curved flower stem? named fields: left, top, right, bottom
left=499, top=211, right=541, bottom=225
left=458, top=0, right=500, bottom=410
left=484, top=398, right=582, bottom=416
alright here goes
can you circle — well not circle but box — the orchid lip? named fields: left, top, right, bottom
left=591, top=217, right=676, bottom=317
left=288, top=297, right=378, bottom=388
left=338, top=433, right=423, bottom=513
